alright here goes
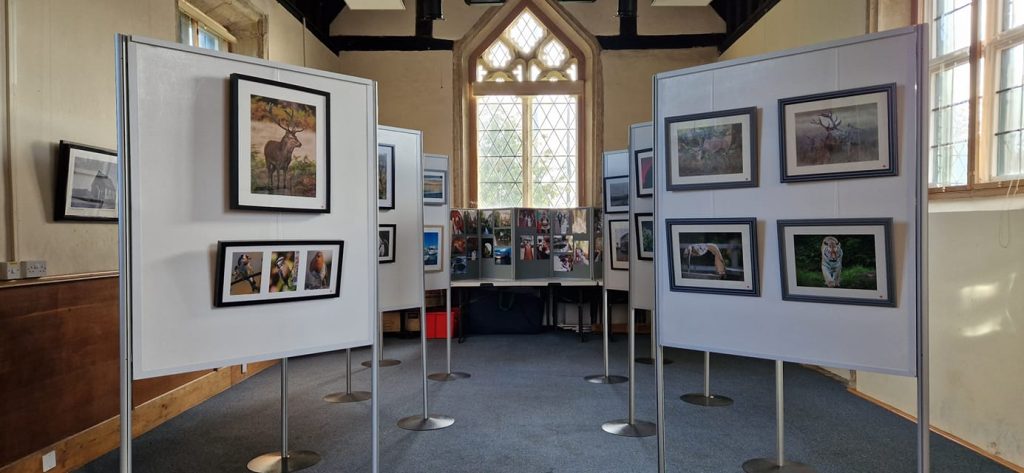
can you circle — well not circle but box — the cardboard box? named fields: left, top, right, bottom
left=405, top=313, right=421, bottom=332
left=382, top=312, right=401, bottom=332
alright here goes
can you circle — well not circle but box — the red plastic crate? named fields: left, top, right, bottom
left=426, top=309, right=460, bottom=339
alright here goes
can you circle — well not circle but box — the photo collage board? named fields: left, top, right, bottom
left=449, top=208, right=602, bottom=281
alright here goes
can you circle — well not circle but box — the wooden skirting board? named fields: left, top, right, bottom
left=0, top=361, right=274, bottom=473
left=849, top=388, right=1024, bottom=472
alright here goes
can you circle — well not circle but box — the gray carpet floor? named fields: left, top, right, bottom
left=79, top=331, right=1010, bottom=472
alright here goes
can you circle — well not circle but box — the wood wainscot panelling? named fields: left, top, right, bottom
left=0, top=275, right=275, bottom=473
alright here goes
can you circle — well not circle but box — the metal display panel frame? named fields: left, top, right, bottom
left=378, top=126, right=426, bottom=312
left=629, top=123, right=655, bottom=310
left=602, top=150, right=630, bottom=291
left=423, top=154, right=450, bottom=292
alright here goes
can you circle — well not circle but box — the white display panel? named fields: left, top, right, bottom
left=423, top=154, right=450, bottom=292
left=654, top=27, right=925, bottom=376
left=378, top=126, right=425, bottom=311
left=122, top=37, right=377, bottom=379
left=629, top=123, right=655, bottom=310
left=602, top=150, right=630, bottom=291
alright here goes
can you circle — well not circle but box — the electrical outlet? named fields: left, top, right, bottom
left=42, top=450, right=56, bottom=471
left=0, top=261, right=21, bottom=281
left=20, top=260, right=46, bottom=278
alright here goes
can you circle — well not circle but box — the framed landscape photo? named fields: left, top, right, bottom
left=665, top=218, right=759, bottom=296
left=664, top=107, right=758, bottom=191
left=634, top=148, right=654, bottom=198
left=230, top=74, right=330, bottom=213
left=423, top=169, right=447, bottom=205
left=778, top=83, right=897, bottom=182
left=609, top=219, right=629, bottom=270
left=378, top=224, right=396, bottom=264
left=604, top=176, right=630, bottom=213
left=214, top=240, right=344, bottom=307
left=378, top=144, right=396, bottom=210
left=56, top=141, right=118, bottom=221
left=777, top=218, right=895, bottom=307
left=633, top=213, right=655, bottom=261
left=423, top=225, right=444, bottom=272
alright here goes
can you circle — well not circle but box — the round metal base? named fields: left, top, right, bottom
left=361, top=359, right=401, bottom=368
left=427, top=371, right=471, bottom=381
left=246, top=450, right=321, bottom=473
left=323, top=391, right=371, bottom=403
left=635, top=357, right=673, bottom=365
left=680, top=393, right=734, bottom=407
left=742, top=458, right=817, bottom=473
left=601, top=419, right=657, bottom=437
left=584, top=374, right=628, bottom=384
left=397, top=415, right=455, bottom=431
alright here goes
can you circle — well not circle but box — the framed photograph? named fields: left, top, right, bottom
left=664, top=107, right=758, bottom=191
left=777, top=218, right=895, bottom=307
left=55, top=141, right=118, bottom=221
left=634, top=213, right=654, bottom=261
left=378, top=144, right=395, bottom=210
left=230, top=74, right=330, bottom=213
left=378, top=224, right=396, bottom=264
left=423, top=225, right=444, bottom=272
left=604, top=176, right=629, bottom=213
left=214, top=240, right=343, bottom=307
left=665, top=218, right=759, bottom=296
left=609, top=219, right=629, bottom=271
left=423, top=169, right=447, bottom=206
left=778, top=83, right=897, bottom=182
left=634, top=148, right=654, bottom=198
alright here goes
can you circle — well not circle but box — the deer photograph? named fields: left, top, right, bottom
left=674, top=122, right=744, bottom=177
left=249, top=94, right=318, bottom=198
left=793, top=102, right=880, bottom=167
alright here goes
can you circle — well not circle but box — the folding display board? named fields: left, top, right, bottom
left=629, top=124, right=655, bottom=310
left=449, top=208, right=481, bottom=280
left=423, top=154, right=450, bottom=292
left=654, top=27, right=925, bottom=375
left=118, top=36, right=377, bottom=379
left=479, top=208, right=516, bottom=280
left=378, top=126, right=426, bottom=311
left=602, top=150, right=630, bottom=292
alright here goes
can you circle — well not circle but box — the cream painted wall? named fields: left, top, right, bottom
left=719, top=0, right=868, bottom=61
left=3, top=0, right=344, bottom=275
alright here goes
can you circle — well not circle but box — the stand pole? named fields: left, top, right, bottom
left=248, top=359, right=321, bottom=473
left=428, top=287, right=470, bottom=381
left=741, top=361, right=815, bottom=473
left=324, top=349, right=371, bottom=403
left=656, top=343, right=666, bottom=473
left=602, top=308, right=656, bottom=437
left=637, top=309, right=672, bottom=365
left=586, top=288, right=626, bottom=384
left=363, top=312, right=400, bottom=368
left=398, top=306, right=454, bottom=431
left=681, top=351, right=733, bottom=407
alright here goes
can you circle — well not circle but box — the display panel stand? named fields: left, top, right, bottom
left=362, top=312, right=400, bottom=368
left=637, top=310, right=672, bottom=365
left=585, top=288, right=628, bottom=384
left=398, top=306, right=455, bottom=431
left=681, top=352, right=733, bottom=407
left=602, top=309, right=656, bottom=437
left=741, top=361, right=815, bottom=473
left=428, top=288, right=471, bottom=381
left=324, top=349, right=371, bottom=403
left=248, top=359, right=322, bottom=473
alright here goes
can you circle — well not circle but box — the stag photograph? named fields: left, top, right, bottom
left=780, top=83, right=896, bottom=182
left=778, top=218, right=894, bottom=306
left=231, top=74, right=330, bottom=212
left=665, top=107, right=757, bottom=191
left=665, top=218, right=758, bottom=296
left=56, top=141, right=118, bottom=221
left=214, top=240, right=343, bottom=307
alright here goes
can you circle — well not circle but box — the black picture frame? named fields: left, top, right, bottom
left=378, top=144, right=396, bottom=210
left=378, top=224, right=397, bottom=263
left=634, top=147, right=654, bottom=198
left=608, top=218, right=629, bottom=270
left=664, top=217, right=759, bottom=296
left=633, top=212, right=654, bottom=261
left=229, top=73, right=331, bottom=213
left=604, top=176, right=629, bottom=213
left=777, top=218, right=895, bottom=307
left=214, top=240, right=344, bottom=307
left=778, top=83, right=898, bottom=183
left=664, top=106, right=759, bottom=191
left=55, top=141, right=118, bottom=222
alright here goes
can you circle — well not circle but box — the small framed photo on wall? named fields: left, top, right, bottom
left=55, top=141, right=118, bottom=222
left=634, top=148, right=654, bottom=198
left=664, top=107, right=758, bottom=191
left=777, top=218, right=895, bottom=307
left=604, top=176, right=629, bottom=213
left=214, top=240, right=344, bottom=307
left=378, top=144, right=396, bottom=210
left=423, top=225, right=444, bottom=272
left=634, top=213, right=654, bottom=261
left=665, top=217, right=759, bottom=296
left=230, top=73, right=331, bottom=213
left=423, top=169, right=447, bottom=205
left=608, top=219, right=629, bottom=270
left=378, top=224, right=396, bottom=263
